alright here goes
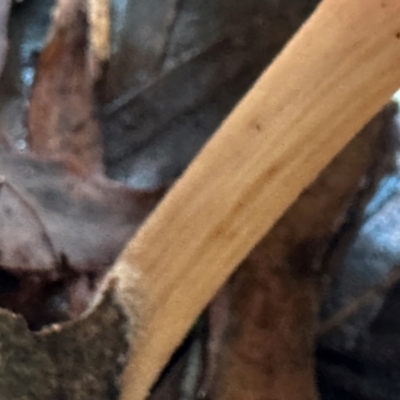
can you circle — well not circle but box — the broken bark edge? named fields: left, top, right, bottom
left=0, top=260, right=145, bottom=399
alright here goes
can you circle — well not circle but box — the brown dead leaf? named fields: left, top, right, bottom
left=101, top=0, right=318, bottom=186
left=0, top=152, right=161, bottom=272
left=0, top=178, right=57, bottom=271
left=0, top=0, right=165, bottom=329
left=27, top=0, right=103, bottom=172
left=0, top=150, right=165, bottom=327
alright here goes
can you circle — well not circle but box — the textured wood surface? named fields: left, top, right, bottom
left=116, top=0, right=400, bottom=398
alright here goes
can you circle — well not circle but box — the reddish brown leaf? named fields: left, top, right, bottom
left=27, top=0, right=103, bottom=172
